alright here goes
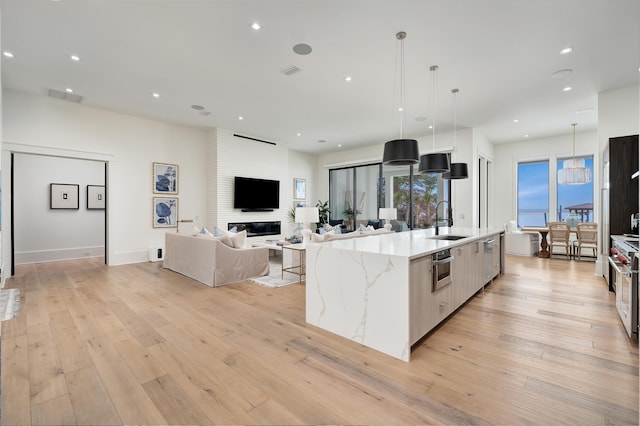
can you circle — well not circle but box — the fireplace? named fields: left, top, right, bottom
left=228, top=221, right=281, bottom=237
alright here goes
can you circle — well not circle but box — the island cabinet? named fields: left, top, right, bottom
left=451, top=241, right=484, bottom=306
left=409, top=255, right=453, bottom=345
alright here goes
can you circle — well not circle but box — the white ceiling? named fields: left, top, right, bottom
left=1, top=0, right=638, bottom=154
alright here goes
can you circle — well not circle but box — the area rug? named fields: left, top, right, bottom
left=249, top=261, right=300, bottom=288
left=0, top=288, right=20, bottom=321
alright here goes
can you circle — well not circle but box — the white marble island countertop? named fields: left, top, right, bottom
left=310, top=226, right=504, bottom=259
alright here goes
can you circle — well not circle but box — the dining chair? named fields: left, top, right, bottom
left=574, top=222, right=598, bottom=260
left=548, top=222, right=572, bottom=259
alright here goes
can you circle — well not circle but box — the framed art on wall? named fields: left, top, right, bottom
left=87, top=185, right=106, bottom=209
left=50, top=183, right=80, bottom=209
left=293, top=177, right=306, bottom=200
left=153, top=162, right=178, bottom=194
left=294, top=200, right=306, bottom=208
left=153, top=197, right=178, bottom=228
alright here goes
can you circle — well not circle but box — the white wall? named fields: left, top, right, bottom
left=598, top=85, right=640, bottom=154
left=2, top=91, right=322, bottom=272
left=2, top=90, right=209, bottom=265
left=493, top=130, right=599, bottom=231
left=13, top=153, right=105, bottom=263
left=202, top=128, right=318, bottom=240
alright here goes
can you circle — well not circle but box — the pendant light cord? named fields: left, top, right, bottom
left=452, top=88, right=458, bottom=152
left=430, top=65, right=439, bottom=152
left=397, top=32, right=407, bottom=139
left=571, top=123, right=577, bottom=163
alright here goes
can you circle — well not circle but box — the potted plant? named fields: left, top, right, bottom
left=316, top=200, right=330, bottom=228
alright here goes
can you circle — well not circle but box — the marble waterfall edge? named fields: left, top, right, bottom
left=306, top=244, right=410, bottom=361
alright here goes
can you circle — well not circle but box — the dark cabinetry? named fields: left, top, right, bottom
left=608, top=135, right=639, bottom=236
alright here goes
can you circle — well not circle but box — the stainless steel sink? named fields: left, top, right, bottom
left=429, top=235, right=469, bottom=241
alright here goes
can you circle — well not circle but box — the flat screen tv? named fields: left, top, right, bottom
left=233, top=176, right=280, bottom=211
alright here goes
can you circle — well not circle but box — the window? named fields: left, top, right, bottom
left=517, top=161, right=549, bottom=227
left=557, top=155, right=594, bottom=222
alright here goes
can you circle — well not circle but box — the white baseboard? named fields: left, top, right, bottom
left=15, top=246, right=105, bottom=265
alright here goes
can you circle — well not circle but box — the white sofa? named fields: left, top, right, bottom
left=504, top=221, right=539, bottom=256
left=163, top=232, right=269, bottom=287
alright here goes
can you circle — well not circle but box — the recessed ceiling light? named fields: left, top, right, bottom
left=524, top=134, right=529, bottom=138
left=345, top=76, right=352, bottom=82
left=293, top=43, right=312, bottom=55
left=238, top=116, right=244, bottom=120
left=3, top=51, right=14, bottom=58
left=70, top=54, right=80, bottom=61
left=560, top=47, right=573, bottom=54
left=562, top=86, right=572, bottom=92
left=428, top=125, right=433, bottom=129
left=296, top=132, right=301, bottom=136
left=338, top=144, right=342, bottom=148
left=551, top=68, right=572, bottom=79
left=152, top=92, right=160, bottom=98
left=190, top=104, right=205, bottom=111
left=251, top=22, right=260, bottom=30
left=513, top=119, right=519, bottom=123
left=397, top=107, right=404, bottom=112
left=65, top=88, right=73, bottom=93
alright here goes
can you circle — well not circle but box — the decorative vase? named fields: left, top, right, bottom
left=565, top=212, right=580, bottom=229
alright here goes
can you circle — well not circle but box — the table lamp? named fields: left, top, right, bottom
left=379, top=208, right=397, bottom=231
left=295, top=207, right=319, bottom=244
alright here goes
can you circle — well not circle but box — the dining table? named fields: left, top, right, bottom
left=521, top=227, right=551, bottom=258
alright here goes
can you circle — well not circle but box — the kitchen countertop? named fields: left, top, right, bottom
left=311, top=227, right=504, bottom=260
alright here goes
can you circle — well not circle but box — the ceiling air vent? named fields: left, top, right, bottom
left=47, top=88, right=83, bottom=103
left=280, top=65, right=302, bottom=76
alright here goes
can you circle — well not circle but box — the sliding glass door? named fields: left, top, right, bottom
left=330, top=162, right=450, bottom=231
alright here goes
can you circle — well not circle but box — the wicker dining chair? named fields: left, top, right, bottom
left=548, top=221, right=572, bottom=258
left=574, top=222, right=598, bottom=260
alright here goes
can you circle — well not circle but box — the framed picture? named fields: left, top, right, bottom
left=87, top=185, right=105, bottom=210
left=50, top=183, right=79, bottom=209
left=293, top=178, right=306, bottom=200
left=153, top=197, right=178, bottom=228
left=294, top=200, right=306, bottom=208
left=153, top=162, right=178, bottom=194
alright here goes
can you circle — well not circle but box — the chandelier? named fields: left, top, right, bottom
left=558, top=123, right=591, bottom=185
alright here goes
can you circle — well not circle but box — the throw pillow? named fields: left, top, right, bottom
left=311, top=233, right=325, bottom=243
left=226, top=229, right=247, bottom=248
left=212, top=235, right=233, bottom=248
left=358, top=223, right=367, bottom=231
left=214, top=227, right=224, bottom=237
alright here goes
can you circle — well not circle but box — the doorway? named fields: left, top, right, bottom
left=6, top=151, right=108, bottom=277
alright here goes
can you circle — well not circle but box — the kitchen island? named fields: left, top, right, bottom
left=305, top=227, right=504, bottom=361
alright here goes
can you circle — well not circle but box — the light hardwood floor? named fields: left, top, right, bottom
left=1, top=255, right=638, bottom=425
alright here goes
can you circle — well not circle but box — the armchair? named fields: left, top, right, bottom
left=504, top=220, right=539, bottom=256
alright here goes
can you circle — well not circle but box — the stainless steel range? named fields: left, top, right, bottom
left=609, top=237, right=639, bottom=338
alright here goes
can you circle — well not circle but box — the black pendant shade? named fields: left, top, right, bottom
left=418, top=153, right=450, bottom=173
left=382, top=139, right=420, bottom=166
left=443, top=162, right=469, bottom=179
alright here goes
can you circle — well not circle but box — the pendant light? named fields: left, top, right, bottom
left=418, top=65, right=450, bottom=173
left=443, top=88, right=469, bottom=179
left=382, top=31, right=419, bottom=166
left=558, top=123, right=592, bottom=185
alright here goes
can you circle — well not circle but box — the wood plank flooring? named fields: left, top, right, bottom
left=2, top=255, right=638, bottom=425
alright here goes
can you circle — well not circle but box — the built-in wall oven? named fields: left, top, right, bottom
left=432, top=249, right=453, bottom=291
left=609, top=238, right=639, bottom=337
